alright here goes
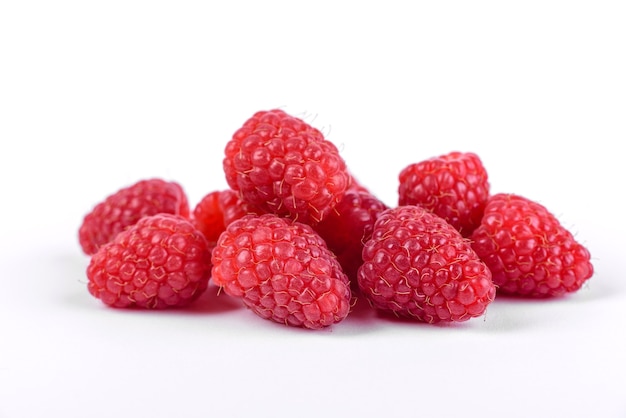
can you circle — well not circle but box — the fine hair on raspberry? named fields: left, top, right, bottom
left=223, top=109, right=351, bottom=225
left=358, top=205, right=496, bottom=323
left=211, top=213, right=352, bottom=329
left=86, top=213, right=212, bottom=309
left=78, top=178, right=190, bottom=255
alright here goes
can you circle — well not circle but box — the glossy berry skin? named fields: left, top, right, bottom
left=211, top=213, right=352, bottom=329
left=79, top=178, right=189, bottom=255
left=357, top=205, right=495, bottom=323
left=314, top=189, right=389, bottom=286
left=470, top=193, right=593, bottom=297
left=192, top=190, right=225, bottom=248
left=223, top=109, right=350, bottom=225
left=193, top=189, right=261, bottom=248
left=86, top=214, right=212, bottom=309
left=398, top=151, right=489, bottom=237
left=217, top=189, right=261, bottom=227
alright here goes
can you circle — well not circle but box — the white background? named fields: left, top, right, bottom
left=1, top=1, right=625, bottom=417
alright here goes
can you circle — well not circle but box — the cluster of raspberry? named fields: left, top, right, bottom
left=78, top=109, right=593, bottom=329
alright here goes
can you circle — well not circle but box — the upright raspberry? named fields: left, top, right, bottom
left=211, top=213, right=352, bottom=329
left=223, top=109, right=350, bottom=225
left=470, top=193, right=593, bottom=297
left=398, top=151, right=489, bottom=236
left=79, top=178, right=189, bottom=255
left=86, top=214, right=212, bottom=309
left=358, top=205, right=495, bottom=323
left=314, top=189, right=389, bottom=286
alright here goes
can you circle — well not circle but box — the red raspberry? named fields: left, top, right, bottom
left=192, top=190, right=225, bottom=248
left=192, top=189, right=261, bottom=247
left=470, top=193, right=593, bottom=297
left=79, top=178, right=189, bottom=255
left=357, top=205, right=495, bottom=323
left=314, top=189, right=389, bottom=286
left=86, top=214, right=212, bottom=309
left=223, top=109, right=350, bottom=225
left=217, top=189, right=262, bottom=226
left=398, top=151, right=489, bottom=236
left=211, top=213, right=352, bottom=329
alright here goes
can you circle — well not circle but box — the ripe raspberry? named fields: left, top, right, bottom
left=217, top=189, right=262, bottom=226
left=211, top=213, right=352, bottom=329
left=192, top=189, right=261, bottom=247
left=470, top=193, right=593, bottom=297
left=79, top=178, right=189, bottom=255
left=398, top=151, right=489, bottom=237
left=223, top=109, right=350, bottom=225
left=86, top=214, right=212, bottom=309
left=192, top=190, right=225, bottom=248
left=314, top=189, right=389, bottom=285
left=357, top=205, right=495, bottom=323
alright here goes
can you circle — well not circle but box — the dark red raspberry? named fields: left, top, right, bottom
left=79, top=178, right=189, bottom=255
left=470, top=193, right=593, bottom=297
left=357, top=205, right=495, bottom=323
left=86, top=214, right=212, bottom=309
left=398, top=151, right=489, bottom=237
left=211, top=213, right=352, bottom=329
left=314, top=189, right=389, bottom=286
left=223, top=109, right=350, bottom=225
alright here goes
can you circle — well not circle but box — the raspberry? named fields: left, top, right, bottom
left=314, top=189, right=389, bottom=286
left=470, top=193, right=593, bottom=297
left=79, top=178, right=189, bottom=255
left=86, top=214, right=212, bottom=309
left=357, top=205, right=495, bottom=323
left=398, top=151, right=489, bottom=237
left=223, top=109, right=350, bottom=225
left=192, top=189, right=261, bottom=247
left=192, top=190, right=226, bottom=248
left=217, top=189, right=262, bottom=226
left=211, top=213, right=352, bottom=329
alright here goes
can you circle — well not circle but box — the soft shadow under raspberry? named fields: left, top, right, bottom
left=180, top=285, right=244, bottom=315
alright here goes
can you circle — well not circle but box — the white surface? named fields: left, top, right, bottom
left=1, top=1, right=625, bottom=417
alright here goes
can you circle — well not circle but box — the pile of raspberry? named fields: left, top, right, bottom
left=79, top=109, right=594, bottom=329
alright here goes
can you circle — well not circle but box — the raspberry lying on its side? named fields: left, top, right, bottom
left=211, top=213, right=352, bottom=329
left=223, top=109, right=351, bottom=225
left=470, top=193, right=593, bottom=297
left=79, top=178, right=189, bottom=255
left=314, top=189, right=389, bottom=286
left=357, top=205, right=496, bottom=323
left=398, top=151, right=489, bottom=237
left=86, top=214, right=212, bottom=309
